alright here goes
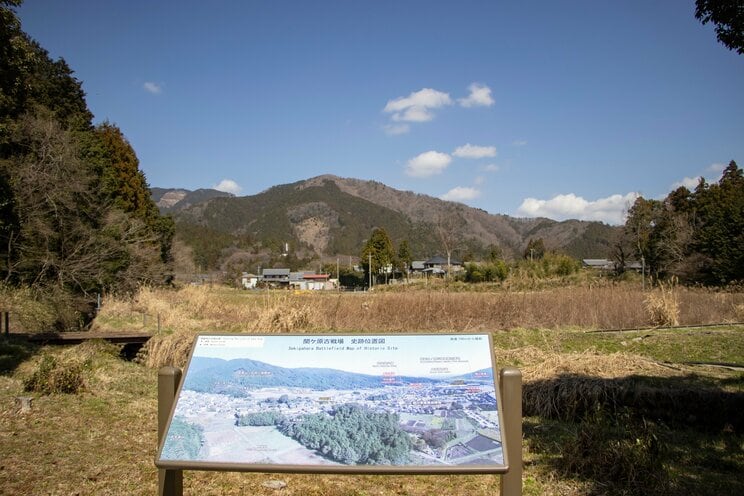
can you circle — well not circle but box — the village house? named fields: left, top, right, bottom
left=289, top=272, right=333, bottom=290
left=582, top=259, right=643, bottom=272
left=240, top=273, right=259, bottom=289
left=254, top=268, right=335, bottom=290
left=261, top=268, right=291, bottom=286
left=423, top=255, right=463, bottom=275
left=408, top=256, right=464, bottom=278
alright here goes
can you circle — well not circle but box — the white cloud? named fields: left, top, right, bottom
left=213, top=179, right=242, bottom=195
left=512, top=140, right=528, bottom=147
left=453, top=143, right=497, bottom=159
left=143, top=81, right=163, bottom=94
left=706, top=162, right=727, bottom=181
left=671, top=176, right=701, bottom=190
left=458, top=83, right=494, bottom=108
left=405, top=151, right=452, bottom=178
left=441, top=186, right=481, bottom=202
left=383, top=123, right=410, bottom=135
left=516, top=192, right=639, bottom=225
left=383, top=88, right=452, bottom=123
left=482, top=164, right=499, bottom=172
left=474, top=176, right=485, bottom=186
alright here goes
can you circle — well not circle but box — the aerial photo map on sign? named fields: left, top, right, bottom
left=156, top=333, right=507, bottom=473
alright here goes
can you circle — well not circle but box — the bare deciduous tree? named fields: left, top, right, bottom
left=436, top=210, right=463, bottom=279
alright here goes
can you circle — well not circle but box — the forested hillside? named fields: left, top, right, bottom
left=0, top=0, right=173, bottom=328
left=167, top=175, right=619, bottom=273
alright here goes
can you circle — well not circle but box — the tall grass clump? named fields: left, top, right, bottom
left=23, top=355, right=85, bottom=394
left=139, top=291, right=320, bottom=368
left=735, top=303, right=744, bottom=322
left=139, top=330, right=196, bottom=369
left=645, top=283, right=680, bottom=327
left=0, top=284, right=56, bottom=332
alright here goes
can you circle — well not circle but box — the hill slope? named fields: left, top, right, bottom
left=158, top=176, right=618, bottom=268
left=150, top=187, right=233, bottom=212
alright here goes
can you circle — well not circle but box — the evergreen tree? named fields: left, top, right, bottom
left=0, top=1, right=174, bottom=325
left=692, top=160, right=744, bottom=284
left=487, top=243, right=503, bottom=262
left=361, top=227, right=395, bottom=285
left=396, top=239, right=412, bottom=277
left=523, top=238, right=546, bottom=260
left=621, top=160, right=743, bottom=285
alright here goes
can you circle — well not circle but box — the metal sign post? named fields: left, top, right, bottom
left=499, top=367, right=522, bottom=496
left=158, top=367, right=183, bottom=496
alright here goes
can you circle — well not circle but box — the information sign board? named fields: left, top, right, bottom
left=155, top=333, right=508, bottom=474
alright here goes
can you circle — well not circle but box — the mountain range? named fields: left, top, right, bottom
left=152, top=175, right=618, bottom=268
left=183, top=356, right=494, bottom=395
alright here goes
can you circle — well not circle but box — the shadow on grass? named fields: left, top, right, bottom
left=523, top=373, right=744, bottom=431
left=719, top=372, right=744, bottom=388
left=523, top=374, right=744, bottom=495
left=0, top=336, right=39, bottom=374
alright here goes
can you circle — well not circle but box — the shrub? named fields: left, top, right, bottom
left=23, top=355, right=85, bottom=394
left=464, top=263, right=484, bottom=283
left=486, top=260, right=509, bottom=282
left=464, top=261, right=509, bottom=283
left=554, top=254, right=581, bottom=276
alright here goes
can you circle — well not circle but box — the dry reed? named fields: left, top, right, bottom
left=139, top=330, right=196, bottom=369
left=143, top=285, right=743, bottom=333
left=644, top=283, right=680, bottom=327
left=103, top=284, right=744, bottom=368
left=517, top=349, right=682, bottom=420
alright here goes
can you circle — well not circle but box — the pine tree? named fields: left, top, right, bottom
left=692, top=160, right=744, bottom=284
left=361, top=227, right=395, bottom=285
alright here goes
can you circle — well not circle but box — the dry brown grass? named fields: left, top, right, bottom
left=102, top=284, right=743, bottom=334
left=516, top=349, right=683, bottom=420
left=735, top=303, right=744, bottom=321
left=139, top=330, right=196, bottom=369
left=499, top=347, right=681, bottom=383
left=102, top=284, right=743, bottom=368
left=2, top=306, right=742, bottom=495
left=644, top=283, right=680, bottom=327
left=0, top=284, right=56, bottom=332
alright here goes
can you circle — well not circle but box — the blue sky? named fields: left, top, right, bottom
left=191, top=334, right=493, bottom=377
left=17, top=0, right=744, bottom=224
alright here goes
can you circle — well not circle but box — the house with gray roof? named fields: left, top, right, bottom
left=424, top=255, right=463, bottom=272
left=261, top=268, right=290, bottom=286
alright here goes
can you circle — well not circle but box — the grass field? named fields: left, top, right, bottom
left=1, top=284, right=743, bottom=495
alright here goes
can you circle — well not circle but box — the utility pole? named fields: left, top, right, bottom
left=368, top=251, right=373, bottom=289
